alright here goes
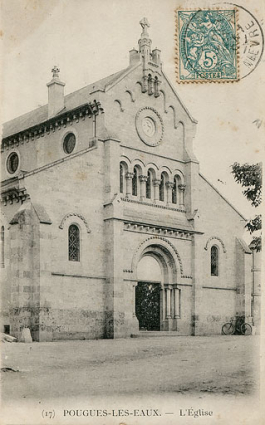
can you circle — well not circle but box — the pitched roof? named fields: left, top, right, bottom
left=10, top=201, right=52, bottom=225
left=2, top=67, right=130, bottom=139
left=199, top=173, right=246, bottom=221
left=236, top=238, right=252, bottom=254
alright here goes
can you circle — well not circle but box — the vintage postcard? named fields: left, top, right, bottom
left=0, top=0, right=264, bottom=424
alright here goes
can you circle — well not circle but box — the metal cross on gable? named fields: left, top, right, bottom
left=51, top=66, right=60, bottom=78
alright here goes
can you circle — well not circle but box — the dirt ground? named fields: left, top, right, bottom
left=1, top=335, right=259, bottom=400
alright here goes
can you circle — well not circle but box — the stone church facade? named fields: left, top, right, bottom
left=1, top=19, right=260, bottom=341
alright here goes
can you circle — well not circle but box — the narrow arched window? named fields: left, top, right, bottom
left=172, top=177, right=177, bottom=204
left=132, top=166, right=138, bottom=196
left=159, top=173, right=165, bottom=201
left=146, top=170, right=152, bottom=199
left=1, top=226, right=4, bottom=268
left=211, top=245, right=218, bottom=276
left=68, top=224, right=80, bottom=262
left=148, top=74, right=153, bottom=95
left=120, top=163, right=124, bottom=193
left=154, top=76, right=159, bottom=97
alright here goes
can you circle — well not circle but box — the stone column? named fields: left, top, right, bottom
left=174, top=287, right=180, bottom=318
left=166, top=181, right=174, bottom=205
left=125, top=172, right=134, bottom=197
left=166, top=286, right=172, bottom=318
left=161, top=287, right=165, bottom=321
left=153, top=179, right=161, bottom=203
left=139, top=175, right=148, bottom=201
left=178, top=184, right=186, bottom=207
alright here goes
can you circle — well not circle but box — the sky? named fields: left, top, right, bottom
left=1, top=0, right=264, bottom=237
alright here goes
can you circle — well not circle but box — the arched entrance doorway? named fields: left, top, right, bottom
left=133, top=241, right=180, bottom=332
left=136, top=256, right=162, bottom=330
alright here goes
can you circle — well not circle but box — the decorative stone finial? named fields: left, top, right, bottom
left=140, top=17, right=150, bottom=36
left=51, top=66, right=60, bottom=78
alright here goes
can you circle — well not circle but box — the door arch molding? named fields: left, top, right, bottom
left=131, top=236, right=183, bottom=282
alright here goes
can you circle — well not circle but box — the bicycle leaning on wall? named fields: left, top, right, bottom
left=222, top=316, right=252, bottom=335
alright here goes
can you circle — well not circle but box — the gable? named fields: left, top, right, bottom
left=102, top=63, right=197, bottom=163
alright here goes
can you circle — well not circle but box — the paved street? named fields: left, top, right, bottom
left=1, top=335, right=259, bottom=400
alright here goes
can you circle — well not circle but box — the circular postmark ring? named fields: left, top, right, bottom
left=135, top=107, right=164, bottom=146
left=217, top=2, right=264, bottom=79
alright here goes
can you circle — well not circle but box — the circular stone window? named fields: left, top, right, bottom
left=6, top=152, right=19, bottom=174
left=63, top=133, right=76, bottom=154
left=135, top=107, right=163, bottom=146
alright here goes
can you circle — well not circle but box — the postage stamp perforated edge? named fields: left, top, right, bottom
left=175, top=7, right=240, bottom=83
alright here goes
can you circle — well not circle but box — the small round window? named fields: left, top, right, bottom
left=7, top=152, right=19, bottom=174
left=63, top=133, right=76, bottom=154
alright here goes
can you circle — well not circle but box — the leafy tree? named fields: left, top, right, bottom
left=231, top=162, right=262, bottom=251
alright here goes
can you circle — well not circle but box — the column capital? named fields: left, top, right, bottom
left=166, top=181, right=174, bottom=189
left=153, top=179, right=161, bottom=187
left=178, top=184, right=186, bottom=191
left=126, top=172, right=134, bottom=180
left=139, top=175, right=148, bottom=182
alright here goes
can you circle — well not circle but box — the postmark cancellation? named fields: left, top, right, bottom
left=175, top=9, right=239, bottom=83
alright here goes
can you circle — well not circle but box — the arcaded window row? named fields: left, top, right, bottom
left=119, top=162, right=185, bottom=206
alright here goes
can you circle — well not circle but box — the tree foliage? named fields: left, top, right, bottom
left=231, top=162, right=262, bottom=207
left=231, top=162, right=262, bottom=251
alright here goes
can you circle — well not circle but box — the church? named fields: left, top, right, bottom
left=1, top=18, right=260, bottom=341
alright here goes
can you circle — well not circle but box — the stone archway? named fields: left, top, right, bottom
left=133, top=241, right=181, bottom=332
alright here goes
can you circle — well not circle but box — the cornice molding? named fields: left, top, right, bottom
left=124, top=221, right=193, bottom=240
left=1, top=187, right=29, bottom=206
left=2, top=100, right=104, bottom=152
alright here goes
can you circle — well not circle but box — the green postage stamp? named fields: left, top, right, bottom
left=176, top=9, right=239, bottom=82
